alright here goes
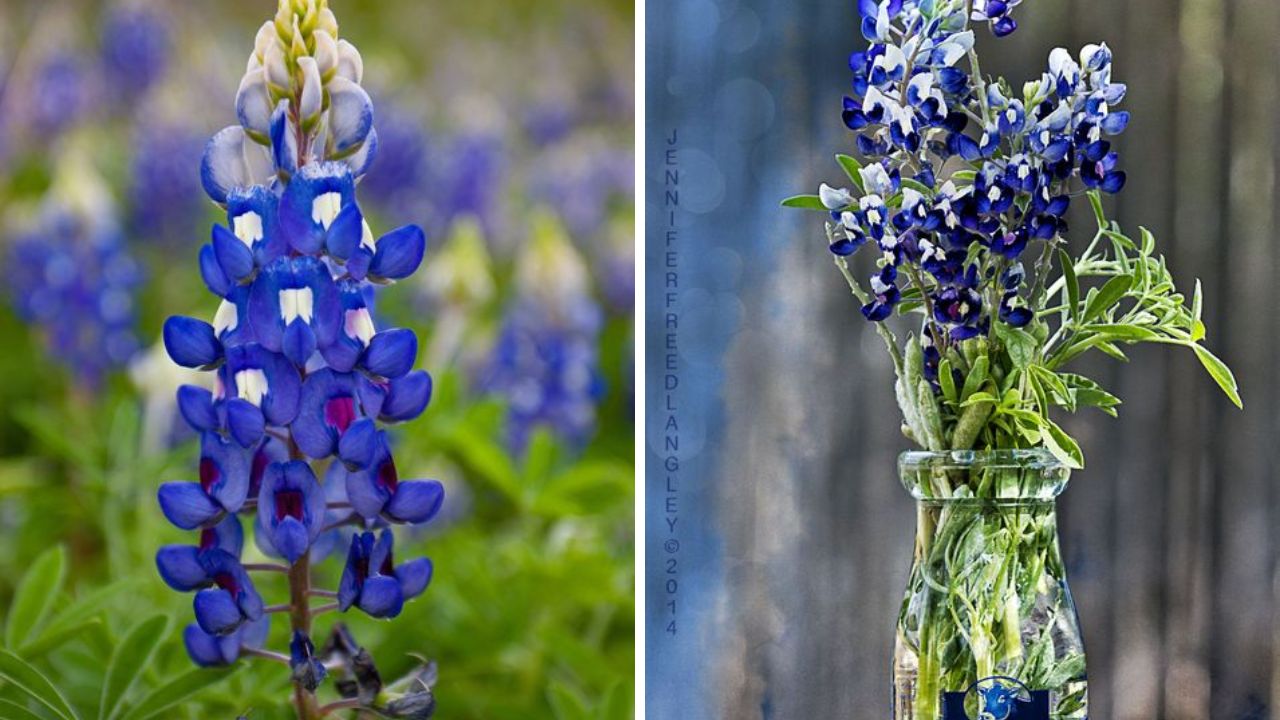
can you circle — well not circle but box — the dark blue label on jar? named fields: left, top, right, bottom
left=940, top=676, right=1049, bottom=719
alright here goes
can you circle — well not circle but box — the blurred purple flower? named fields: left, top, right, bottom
left=131, top=122, right=205, bottom=246
left=100, top=4, right=171, bottom=102
left=7, top=212, right=143, bottom=389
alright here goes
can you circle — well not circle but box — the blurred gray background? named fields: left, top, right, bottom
left=645, top=0, right=1279, bottom=718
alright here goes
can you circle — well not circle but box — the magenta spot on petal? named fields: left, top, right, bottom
left=199, top=457, right=220, bottom=494
left=380, top=548, right=395, bottom=576
left=376, top=456, right=399, bottom=493
left=214, top=572, right=240, bottom=596
left=275, top=489, right=305, bottom=522
left=249, top=448, right=270, bottom=497
left=199, top=528, right=218, bottom=552
left=324, top=395, right=357, bottom=434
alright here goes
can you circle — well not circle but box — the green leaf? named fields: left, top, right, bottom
left=119, top=666, right=241, bottom=720
left=1082, top=323, right=1160, bottom=342
left=1040, top=418, right=1084, bottom=469
left=961, top=391, right=999, bottom=407
left=0, top=650, right=77, bottom=720
left=938, top=359, right=957, bottom=405
left=5, top=546, right=66, bottom=650
left=100, top=614, right=169, bottom=720
left=1082, top=275, right=1132, bottom=322
left=899, top=178, right=934, bottom=196
left=1193, top=345, right=1243, bottom=408
left=960, top=356, right=988, bottom=402
left=780, top=194, right=828, bottom=210
left=24, top=579, right=137, bottom=658
left=994, top=322, right=1038, bottom=369
left=835, top=154, right=865, bottom=191
left=0, top=699, right=46, bottom=720
left=548, top=681, right=592, bottom=720
left=1139, top=226, right=1156, bottom=255
left=1087, top=190, right=1106, bottom=230
left=1058, top=248, right=1080, bottom=322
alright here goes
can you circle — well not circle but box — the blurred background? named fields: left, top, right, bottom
left=645, top=0, right=1278, bottom=718
left=0, top=0, right=633, bottom=718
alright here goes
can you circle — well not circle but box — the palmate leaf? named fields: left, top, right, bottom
left=0, top=650, right=78, bottom=720
left=100, top=614, right=170, bottom=720
left=4, top=546, right=66, bottom=650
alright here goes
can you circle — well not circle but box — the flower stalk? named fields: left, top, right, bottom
left=153, top=1, right=443, bottom=717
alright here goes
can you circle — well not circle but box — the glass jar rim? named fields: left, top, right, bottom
left=898, top=448, right=1065, bottom=473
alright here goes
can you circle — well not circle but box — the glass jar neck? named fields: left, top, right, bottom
left=899, top=449, right=1070, bottom=502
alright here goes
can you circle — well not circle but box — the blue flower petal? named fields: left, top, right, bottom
left=269, top=98, right=297, bottom=175
left=325, top=202, right=364, bottom=260
left=199, top=244, right=232, bottom=297
left=381, top=370, right=432, bottom=422
left=362, top=329, right=417, bottom=379
left=164, top=316, right=223, bottom=369
left=212, top=224, right=255, bottom=282
left=369, top=225, right=425, bottom=280
left=184, top=623, right=239, bottom=666
left=395, top=557, right=433, bottom=601
left=158, top=482, right=222, bottom=530
left=225, top=397, right=265, bottom=447
left=357, top=575, right=404, bottom=618
left=282, top=319, right=318, bottom=367
left=156, top=546, right=210, bottom=591
left=327, top=77, right=374, bottom=154
left=342, top=126, right=378, bottom=177
left=177, top=385, right=218, bottom=433
left=387, top=480, right=444, bottom=525
left=344, top=467, right=389, bottom=519
left=194, top=588, right=243, bottom=635
left=337, top=417, right=377, bottom=468
left=273, top=516, right=310, bottom=564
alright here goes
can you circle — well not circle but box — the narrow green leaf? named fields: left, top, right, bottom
left=1082, top=323, right=1160, bottom=341
left=1087, top=190, right=1106, bottom=230
left=938, top=359, right=957, bottom=405
left=1094, top=341, right=1129, bottom=362
left=25, top=579, right=137, bottom=657
left=5, top=546, right=66, bottom=650
left=0, top=699, right=46, bottom=720
left=899, top=178, right=934, bottom=196
left=1082, top=276, right=1132, bottom=322
left=0, top=650, right=77, bottom=720
left=119, top=666, right=241, bottom=720
left=1058, top=249, right=1080, bottom=321
left=548, top=681, right=592, bottom=720
left=1193, top=345, right=1243, bottom=408
left=835, top=154, right=865, bottom=191
left=101, top=614, right=169, bottom=720
left=1040, top=418, right=1084, bottom=469
left=780, top=194, right=828, bottom=210
left=1139, top=226, right=1156, bottom=255
left=960, top=356, right=988, bottom=402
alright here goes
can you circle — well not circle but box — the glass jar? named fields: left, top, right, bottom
left=893, top=450, right=1087, bottom=720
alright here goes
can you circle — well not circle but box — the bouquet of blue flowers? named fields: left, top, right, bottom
left=787, top=0, right=1238, bottom=465
left=786, top=1, right=1239, bottom=717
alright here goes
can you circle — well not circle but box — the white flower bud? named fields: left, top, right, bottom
left=313, top=30, right=338, bottom=77
left=264, top=39, right=291, bottom=92
left=317, top=8, right=338, bottom=36
left=253, top=20, right=276, bottom=61
left=336, top=39, right=363, bottom=84
left=298, top=57, right=322, bottom=122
